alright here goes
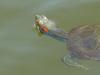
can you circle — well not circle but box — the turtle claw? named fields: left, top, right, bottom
left=61, top=55, right=89, bottom=70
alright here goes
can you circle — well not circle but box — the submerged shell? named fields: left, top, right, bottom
left=68, top=24, right=100, bottom=60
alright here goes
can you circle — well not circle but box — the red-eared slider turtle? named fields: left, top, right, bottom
left=32, top=15, right=100, bottom=70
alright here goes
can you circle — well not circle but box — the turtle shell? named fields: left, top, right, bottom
left=68, top=24, right=100, bottom=60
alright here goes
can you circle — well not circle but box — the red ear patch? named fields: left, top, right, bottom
left=40, top=25, right=48, bottom=32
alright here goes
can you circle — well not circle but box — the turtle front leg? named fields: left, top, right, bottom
left=61, top=54, right=89, bottom=70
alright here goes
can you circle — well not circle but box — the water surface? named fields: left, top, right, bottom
left=0, top=0, right=100, bottom=75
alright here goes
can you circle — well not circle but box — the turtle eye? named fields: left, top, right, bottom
left=35, top=20, right=39, bottom=24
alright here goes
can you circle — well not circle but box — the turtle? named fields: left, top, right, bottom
left=32, top=15, right=100, bottom=70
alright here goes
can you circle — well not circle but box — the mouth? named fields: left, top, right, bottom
left=32, top=22, right=43, bottom=36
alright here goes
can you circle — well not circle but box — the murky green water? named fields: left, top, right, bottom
left=0, top=0, right=100, bottom=75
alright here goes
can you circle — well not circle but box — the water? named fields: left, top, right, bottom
left=0, top=0, right=100, bottom=75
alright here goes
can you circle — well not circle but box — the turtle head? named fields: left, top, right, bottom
left=32, top=15, right=56, bottom=36
left=32, top=15, right=69, bottom=42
